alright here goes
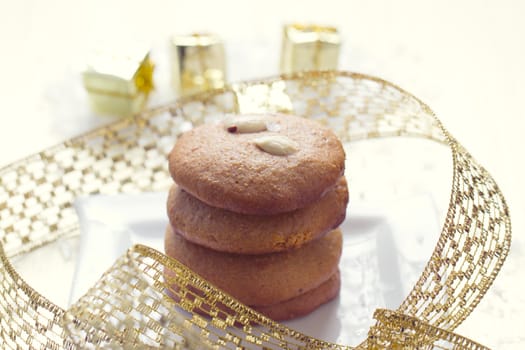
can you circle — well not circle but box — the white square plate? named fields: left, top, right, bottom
left=71, top=191, right=440, bottom=346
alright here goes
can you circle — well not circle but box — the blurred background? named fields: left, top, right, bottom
left=0, top=0, right=524, bottom=348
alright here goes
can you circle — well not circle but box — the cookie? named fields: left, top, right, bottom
left=164, top=270, right=340, bottom=322
left=168, top=113, right=345, bottom=215
left=164, top=226, right=343, bottom=306
left=252, top=270, right=340, bottom=321
left=167, top=177, right=348, bottom=254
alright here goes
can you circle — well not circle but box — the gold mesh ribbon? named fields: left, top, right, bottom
left=0, top=71, right=511, bottom=349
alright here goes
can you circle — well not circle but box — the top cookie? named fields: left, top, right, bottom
left=168, top=113, right=345, bottom=215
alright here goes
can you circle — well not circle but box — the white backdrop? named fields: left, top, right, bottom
left=0, top=0, right=524, bottom=348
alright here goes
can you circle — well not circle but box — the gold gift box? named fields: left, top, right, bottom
left=83, top=47, right=154, bottom=117
left=280, top=24, right=341, bottom=74
left=171, top=33, right=226, bottom=95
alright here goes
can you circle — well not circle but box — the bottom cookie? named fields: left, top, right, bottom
left=164, top=269, right=341, bottom=323
left=252, top=269, right=341, bottom=321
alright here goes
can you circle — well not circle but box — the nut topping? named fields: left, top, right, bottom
left=253, top=135, right=298, bottom=156
left=225, top=115, right=267, bottom=133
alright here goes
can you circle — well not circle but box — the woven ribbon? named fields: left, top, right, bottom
left=0, top=71, right=511, bottom=349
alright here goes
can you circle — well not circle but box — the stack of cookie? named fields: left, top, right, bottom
left=165, top=113, right=348, bottom=320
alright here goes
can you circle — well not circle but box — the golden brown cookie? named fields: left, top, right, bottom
left=168, top=113, right=345, bottom=215
left=252, top=270, right=340, bottom=321
left=164, top=270, right=340, bottom=322
left=167, top=177, right=348, bottom=254
left=164, top=226, right=343, bottom=306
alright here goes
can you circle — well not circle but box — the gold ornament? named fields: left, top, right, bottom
left=280, top=24, right=341, bottom=74
left=171, top=33, right=227, bottom=96
left=83, top=45, right=155, bottom=117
